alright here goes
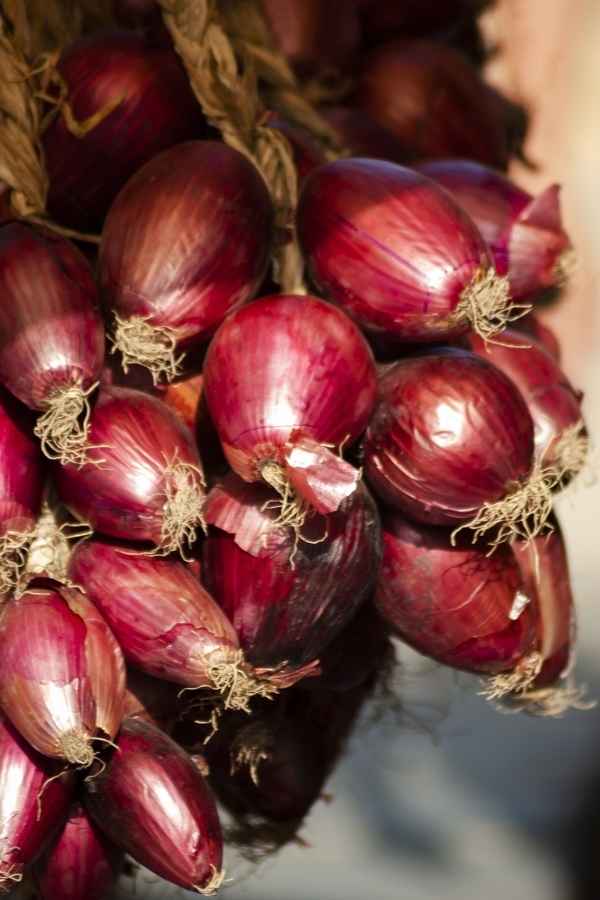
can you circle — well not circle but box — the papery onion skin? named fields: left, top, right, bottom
left=364, top=348, right=534, bottom=526
left=469, top=330, right=584, bottom=472
left=356, top=41, right=509, bottom=167
left=0, top=714, right=73, bottom=890
left=203, top=294, right=377, bottom=512
left=375, top=511, right=538, bottom=673
left=35, top=803, right=123, bottom=900
left=203, top=475, right=381, bottom=670
left=84, top=717, right=223, bottom=891
left=320, top=105, right=411, bottom=164
left=68, top=538, right=241, bottom=688
left=43, top=31, right=206, bottom=232
left=297, top=159, right=499, bottom=343
left=418, top=160, right=572, bottom=300
left=55, top=385, right=205, bottom=549
left=0, top=585, right=126, bottom=764
left=100, top=141, right=273, bottom=356
left=0, top=223, right=104, bottom=411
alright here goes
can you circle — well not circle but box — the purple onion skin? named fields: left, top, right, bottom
left=100, top=141, right=273, bottom=349
left=35, top=803, right=123, bottom=900
left=43, top=31, right=206, bottom=232
left=203, top=476, right=381, bottom=669
left=55, top=385, right=204, bottom=545
left=0, top=715, right=74, bottom=887
left=84, top=717, right=223, bottom=891
left=469, top=331, right=583, bottom=468
left=68, top=538, right=240, bottom=687
left=375, top=511, right=539, bottom=674
left=364, top=348, right=534, bottom=526
left=320, top=105, right=412, bottom=164
left=0, top=386, right=44, bottom=536
left=418, top=160, right=572, bottom=300
left=0, top=223, right=104, bottom=410
left=297, top=159, right=492, bottom=343
left=356, top=41, right=509, bottom=168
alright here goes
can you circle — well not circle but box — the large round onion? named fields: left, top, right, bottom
left=203, top=294, right=377, bottom=523
left=298, top=159, right=515, bottom=344
left=43, top=31, right=206, bottom=232
left=100, top=141, right=273, bottom=383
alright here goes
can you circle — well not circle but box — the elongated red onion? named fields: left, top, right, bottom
left=356, top=41, right=509, bottom=167
left=100, top=141, right=273, bottom=383
left=364, top=347, right=555, bottom=546
left=298, top=159, right=517, bottom=344
left=418, top=160, right=573, bottom=300
left=320, top=105, right=411, bottom=164
left=123, top=667, right=181, bottom=732
left=0, top=387, right=44, bottom=594
left=0, top=714, right=73, bottom=892
left=42, top=31, right=206, bottom=233
left=35, top=803, right=123, bottom=900
left=69, top=538, right=290, bottom=709
left=203, top=295, right=377, bottom=525
left=469, top=330, right=587, bottom=482
left=375, top=511, right=540, bottom=692
left=0, top=223, right=104, bottom=465
left=0, top=584, right=125, bottom=767
left=84, top=717, right=223, bottom=893
left=203, top=474, right=380, bottom=675
left=512, top=313, right=560, bottom=362
left=55, top=385, right=206, bottom=554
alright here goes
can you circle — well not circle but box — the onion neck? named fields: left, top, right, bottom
left=34, top=381, right=97, bottom=467
left=456, top=266, right=527, bottom=341
left=111, top=313, right=184, bottom=385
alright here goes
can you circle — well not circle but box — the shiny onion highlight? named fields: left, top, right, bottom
left=100, top=141, right=273, bottom=383
left=0, top=223, right=104, bottom=466
left=298, top=159, right=517, bottom=344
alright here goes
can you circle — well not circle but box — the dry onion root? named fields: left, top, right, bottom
left=455, top=268, right=530, bottom=342
left=33, top=382, right=98, bottom=467
left=111, top=314, right=184, bottom=386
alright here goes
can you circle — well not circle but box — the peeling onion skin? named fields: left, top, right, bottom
left=100, top=141, right=273, bottom=351
left=364, top=348, right=534, bottom=526
left=375, top=512, right=538, bottom=674
left=55, top=385, right=205, bottom=547
left=418, top=160, right=572, bottom=300
left=0, top=386, right=44, bottom=538
left=469, top=330, right=584, bottom=471
left=0, top=223, right=104, bottom=411
left=203, top=294, right=377, bottom=512
left=0, top=715, right=74, bottom=889
left=43, top=31, right=206, bottom=233
left=68, top=538, right=241, bottom=687
left=84, top=717, right=223, bottom=891
left=297, top=159, right=494, bottom=343
left=203, top=475, right=382, bottom=670
left=35, top=803, right=123, bottom=900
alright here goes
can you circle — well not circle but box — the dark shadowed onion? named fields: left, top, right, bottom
left=0, top=223, right=104, bottom=465
left=42, top=31, right=206, bottom=233
left=267, top=114, right=327, bottom=181
left=298, top=159, right=518, bottom=344
left=320, top=105, right=411, bottom=163
left=512, top=313, right=561, bottom=361
left=84, top=717, right=223, bottom=893
left=359, top=0, right=485, bottom=43
left=418, top=160, right=573, bottom=300
left=100, top=141, right=273, bottom=383
left=203, top=295, right=377, bottom=527
left=123, top=667, right=182, bottom=732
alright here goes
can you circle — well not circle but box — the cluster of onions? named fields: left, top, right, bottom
left=0, top=0, right=589, bottom=896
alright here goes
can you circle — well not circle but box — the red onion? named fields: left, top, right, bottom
left=203, top=474, right=381, bottom=676
left=364, top=348, right=555, bottom=546
left=100, top=141, right=273, bottom=383
left=0, top=714, right=73, bottom=891
left=375, top=511, right=540, bottom=692
left=69, top=538, right=287, bottom=709
left=512, top=313, right=561, bottom=362
left=84, top=717, right=223, bottom=893
left=43, top=31, right=206, bottom=233
left=266, top=113, right=327, bottom=181
left=320, top=105, right=411, bottom=164
left=0, top=223, right=104, bottom=465
left=203, top=295, right=377, bottom=526
left=298, top=159, right=517, bottom=344
left=469, top=330, right=587, bottom=482
left=356, top=41, right=509, bottom=167
left=55, top=385, right=206, bottom=554
left=123, top=667, right=181, bottom=732
left=418, top=160, right=573, bottom=300
left=0, top=584, right=126, bottom=767
left=0, top=387, right=44, bottom=594
left=35, top=803, right=123, bottom=900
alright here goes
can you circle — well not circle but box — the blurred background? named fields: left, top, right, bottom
left=117, top=2, right=600, bottom=898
